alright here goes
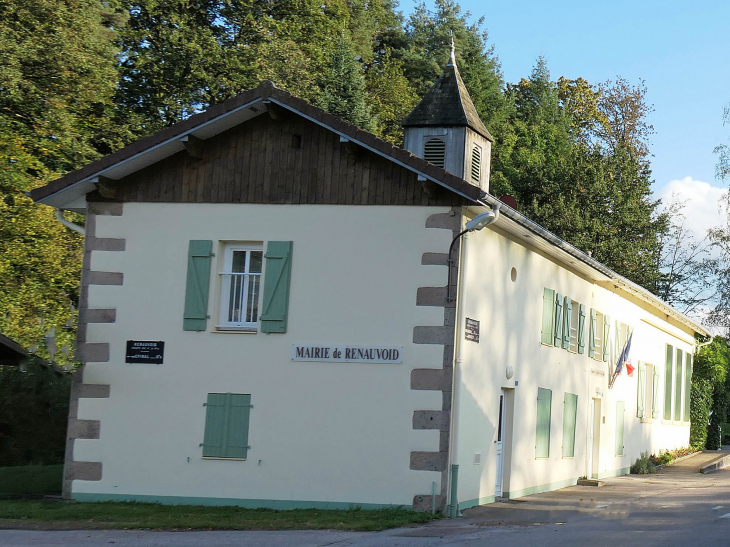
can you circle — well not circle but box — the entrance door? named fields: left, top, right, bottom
left=590, top=398, right=601, bottom=479
left=495, top=390, right=506, bottom=497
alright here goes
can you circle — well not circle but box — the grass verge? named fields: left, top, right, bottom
left=0, top=465, right=63, bottom=495
left=0, top=500, right=439, bottom=531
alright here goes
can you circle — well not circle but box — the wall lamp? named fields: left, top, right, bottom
left=446, top=204, right=501, bottom=302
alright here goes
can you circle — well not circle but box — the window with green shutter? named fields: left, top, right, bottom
left=637, top=363, right=647, bottom=418
left=201, top=393, right=252, bottom=459
left=260, top=241, right=294, bottom=333
left=562, top=296, right=572, bottom=349
left=602, top=314, right=610, bottom=362
left=664, top=344, right=673, bottom=420
left=675, top=348, right=683, bottom=421
left=615, top=401, right=625, bottom=456
left=588, top=309, right=597, bottom=358
left=553, top=294, right=563, bottom=347
left=684, top=354, right=692, bottom=422
left=562, top=393, right=578, bottom=458
left=541, top=288, right=555, bottom=345
left=536, top=388, right=552, bottom=458
left=577, top=305, right=586, bottom=354
left=183, top=240, right=214, bottom=331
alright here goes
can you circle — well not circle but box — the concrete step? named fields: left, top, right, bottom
left=577, top=479, right=604, bottom=487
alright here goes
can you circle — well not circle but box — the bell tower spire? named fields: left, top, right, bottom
left=401, top=41, right=494, bottom=192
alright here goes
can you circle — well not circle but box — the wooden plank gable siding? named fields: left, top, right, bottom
left=112, top=114, right=470, bottom=206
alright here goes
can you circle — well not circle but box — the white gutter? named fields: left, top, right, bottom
left=55, top=209, right=85, bottom=235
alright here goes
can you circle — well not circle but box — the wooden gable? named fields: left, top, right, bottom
left=108, top=113, right=469, bottom=206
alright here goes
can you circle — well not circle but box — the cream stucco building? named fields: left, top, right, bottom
left=32, top=50, right=707, bottom=513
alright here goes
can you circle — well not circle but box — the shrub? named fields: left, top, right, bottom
left=631, top=451, right=656, bottom=474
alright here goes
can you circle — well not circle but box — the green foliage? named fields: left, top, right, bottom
left=690, top=337, right=730, bottom=450
left=649, top=446, right=696, bottom=466
left=0, top=360, right=71, bottom=466
left=630, top=451, right=656, bottom=474
left=0, top=465, right=63, bottom=495
left=316, top=31, right=375, bottom=132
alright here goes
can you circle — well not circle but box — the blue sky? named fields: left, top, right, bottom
left=405, top=0, right=730, bottom=234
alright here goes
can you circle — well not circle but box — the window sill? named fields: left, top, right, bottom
left=202, top=457, right=247, bottom=461
left=661, top=419, right=673, bottom=425
left=214, top=326, right=257, bottom=334
left=640, top=417, right=654, bottom=424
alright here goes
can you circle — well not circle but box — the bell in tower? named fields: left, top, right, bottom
left=402, top=40, right=494, bottom=193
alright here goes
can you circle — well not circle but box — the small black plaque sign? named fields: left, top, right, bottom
left=125, top=341, right=164, bottom=364
left=465, top=318, right=480, bottom=343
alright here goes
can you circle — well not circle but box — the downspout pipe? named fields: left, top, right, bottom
left=55, top=209, right=85, bottom=235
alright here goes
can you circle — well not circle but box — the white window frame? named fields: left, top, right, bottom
left=217, top=244, right=263, bottom=331
left=593, top=312, right=604, bottom=362
left=568, top=300, right=580, bottom=353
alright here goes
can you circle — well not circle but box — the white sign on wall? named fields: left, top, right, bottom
left=291, top=344, right=403, bottom=364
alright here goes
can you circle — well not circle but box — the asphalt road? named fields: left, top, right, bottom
left=3, top=452, right=730, bottom=547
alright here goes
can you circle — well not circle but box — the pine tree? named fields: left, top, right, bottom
left=316, top=31, right=376, bottom=132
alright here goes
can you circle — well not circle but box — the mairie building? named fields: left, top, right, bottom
left=31, top=48, right=707, bottom=512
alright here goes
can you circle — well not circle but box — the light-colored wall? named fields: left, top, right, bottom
left=453, top=221, right=694, bottom=505
left=75, top=203, right=452, bottom=506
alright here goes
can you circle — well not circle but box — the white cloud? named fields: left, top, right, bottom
left=656, top=177, right=727, bottom=238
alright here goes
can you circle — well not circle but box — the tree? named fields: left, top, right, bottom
left=316, top=31, right=375, bottom=132
left=715, top=103, right=730, bottom=181
left=690, top=337, right=730, bottom=450
left=0, top=0, right=123, bottom=361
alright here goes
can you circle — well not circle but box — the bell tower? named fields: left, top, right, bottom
left=402, top=41, right=494, bottom=193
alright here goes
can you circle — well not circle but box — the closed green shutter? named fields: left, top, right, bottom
left=652, top=365, right=660, bottom=419
left=536, top=388, right=552, bottom=458
left=664, top=345, right=673, bottom=420
left=202, top=393, right=252, bottom=459
left=615, top=401, right=625, bottom=456
left=562, top=393, right=578, bottom=458
left=562, top=296, right=572, bottom=349
left=637, top=363, right=646, bottom=418
left=684, top=355, right=692, bottom=422
left=578, top=305, right=586, bottom=354
left=183, top=240, right=214, bottom=331
left=553, top=294, right=563, bottom=347
left=226, top=394, right=252, bottom=459
left=541, top=289, right=555, bottom=344
left=202, top=393, right=227, bottom=457
left=588, top=309, right=597, bottom=358
left=675, top=348, right=683, bottom=421
left=260, top=241, right=293, bottom=333
left=602, top=314, right=610, bottom=362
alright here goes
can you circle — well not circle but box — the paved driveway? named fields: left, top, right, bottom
left=4, top=452, right=730, bottom=546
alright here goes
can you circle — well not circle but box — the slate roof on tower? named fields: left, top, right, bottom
left=401, top=43, right=494, bottom=142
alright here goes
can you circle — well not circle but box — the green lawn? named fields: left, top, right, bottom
left=0, top=500, right=438, bottom=531
left=0, top=465, right=63, bottom=495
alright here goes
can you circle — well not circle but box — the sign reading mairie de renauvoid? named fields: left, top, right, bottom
left=465, top=318, right=480, bottom=343
left=125, top=341, right=165, bottom=364
left=291, top=344, right=403, bottom=364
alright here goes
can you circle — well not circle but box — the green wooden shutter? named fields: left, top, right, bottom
left=541, top=289, right=555, bottom=344
left=260, top=241, right=293, bottom=333
left=664, top=344, right=673, bottom=420
left=588, top=309, right=597, bottom=358
left=536, top=388, right=552, bottom=458
left=615, top=401, right=625, bottom=456
left=562, top=393, right=578, bottom=458
left=674, top=348, right=683, bottom=421
left=637, top=363, right=646, bottom=418
left=562, top=297, right=572, bottom=349
left=202, top=393, right=252, bottom=459
left=183, top=240, right=213, bottom=331
left=602, top=314, right=610, bottom=361
left=652, top=365, right=660, bottom=419
left=226, top=394, right=252, bottom=459
left=202, top=393, right=227, bottom=457
left=577, top=305, right=586, bottom=354
left=553, top=293, right=563, bottom=347
left=684, top=355, right=692, bottom=422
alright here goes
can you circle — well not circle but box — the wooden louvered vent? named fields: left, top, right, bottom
left=424, top=138, right=446, bottom=168
left=471, top=145, right=481, bottom=183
